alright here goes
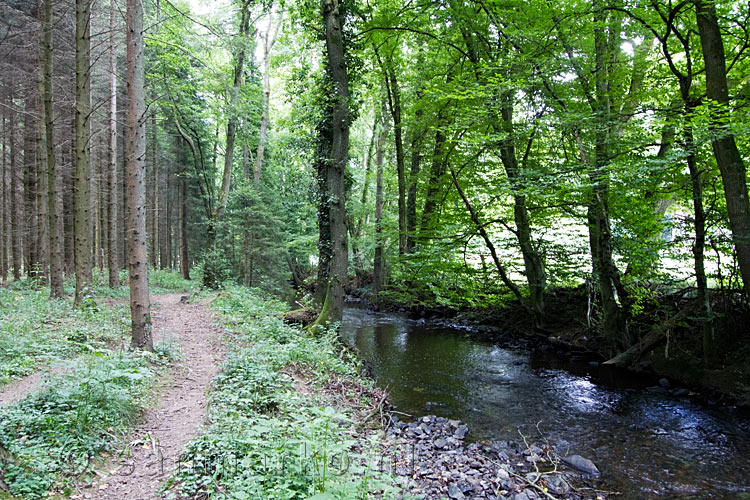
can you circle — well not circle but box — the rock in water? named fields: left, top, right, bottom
left=561, top=454, right=600, bottom=475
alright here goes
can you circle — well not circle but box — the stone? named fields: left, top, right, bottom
left=448, top=483, right=466, bottom=500
left=659, top=377, right=671, bottom=388
left=546, top=475, right=571, bottom=495
left=434, top=437, right=447, bottom=449
left=561, top=454, right=600, bottom=475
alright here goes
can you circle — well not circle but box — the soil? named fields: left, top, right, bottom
left=72, top=293, right=226, bottom=500
left=0, top=365, right=63, bottom=407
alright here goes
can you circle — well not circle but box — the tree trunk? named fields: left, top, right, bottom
left=179, top=139, right=190, bottom=280
left=149, top=111, right=158, bottom=269
left=384, top=64, right=406, bottom=255
left=695, top=0, right=750, bottom=293
left=420, top=119, right=447, bottom=242
left=590, top=3, right=624, bottom=345
left=24, top=92, right=39, bottom=279
left=449, top=165, right=524, bottom=303
left=312, top=0, right=350, bottom=328
left=497, top=93, right=546, bottom=319
left=42, top=0, right=63, bottom=296
left=254, top=12, right=279, bottom=186
left=406, top=101, right=423, bottom=253
left=127, top=0, right=153, bottom=350
left=1, top=104, right=7, bottom=282
left=10, top=97, right=22, bottom=281
left=372, top=108, right=388, bottom=299
left=214, top=2, right=251, bottom=242
left=107, top=0, right=119, bottom=287
left=74, top=0, right=92, bottom=304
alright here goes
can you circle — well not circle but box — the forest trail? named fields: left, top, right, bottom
left=80, top=293, right=226, bottom=500
left=0, top=365, right=63, bottom=407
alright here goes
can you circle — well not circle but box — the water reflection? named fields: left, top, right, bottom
left=340, top=307, right=750, bottom=499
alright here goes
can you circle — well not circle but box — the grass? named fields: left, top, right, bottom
left=0, top=348, right=161, bottom=499
left=0, top=270, right=195, bottom=385
left=166, top=286, right=401, bottom=500
left=0, top=270, right=190, bottom=499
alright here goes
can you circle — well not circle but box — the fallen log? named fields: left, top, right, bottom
left=603, top=309, right=688, bottom=366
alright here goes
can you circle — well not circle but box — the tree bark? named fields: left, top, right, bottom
left=372, top=107, right=389, bottom=299
left=127, top=0, right=153, bottom=350
left=254, top=11, right=280, bottom=186
left=42, top=0, right=63, bottom=297
left=149, top=111, right=158, bottom=269
left=179, top=137, right=190, bottom=280
left=74, top=0, right=92, bottom=304
left=312, top=0, right=350, bottom=328
left=1, top=104, right=7, bottom=282
left=107, top=0, right=119, bottom=287
left=497, top=92, right=546, bottom=319
left=695, top=0, right=750, bottom=293
left=420, top=118, right=447, bottom=242
left=24, top=92, right=39, bottom=279
left=383, top=64, right=406, bottom=255
left=10, top=95, right=22, bottom=281
left=406, top=100, right=423, bottom=253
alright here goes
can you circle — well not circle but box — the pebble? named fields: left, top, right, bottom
left=383, top=415, right=607, bottom=499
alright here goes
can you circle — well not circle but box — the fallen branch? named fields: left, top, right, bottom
left=603, top=309, right=688, bottom=366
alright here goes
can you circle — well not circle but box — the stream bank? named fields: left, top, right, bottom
left=340, top=305, right=750, bottom=499
left=353, top=285, right=750, bottom=407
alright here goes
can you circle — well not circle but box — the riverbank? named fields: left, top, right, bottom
left=355, top=285, right=750, bottom=408
left=165, top=286, right=616, bottom=499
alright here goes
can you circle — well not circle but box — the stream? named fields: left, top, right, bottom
left=340, top=306, right=750, bottom=499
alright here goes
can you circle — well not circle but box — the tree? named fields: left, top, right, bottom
left=42, top=0, right=63, bottom=298
left=107, top=0, right=119, bottom=288
left=311, top=0, right=351, bottom=328
left=127, top=0, right=153, bottom=350
left=74, top=0, right=92, bottom=305
left=695, top=0, right=750, bottom=294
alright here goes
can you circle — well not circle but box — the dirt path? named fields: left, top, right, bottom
left=81, top=293, right=225, bottom=500
left=0, top=365, right=63, bottom=407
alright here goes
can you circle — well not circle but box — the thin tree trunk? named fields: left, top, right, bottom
left=420, top=120, right=446, bottom=241
left=24, top=92, right=39, bottom=279
left=149, top=111, right=158, bottom=269
left=10, top=98, right=22, bottom=281
left=179, top=138, right=190, bottom=279
left=42, top=0, right=63, bottom=296
left=497, top=93, right=546, bottom=319
left=695, top=0, right=750, bottom=293
left=372, top=110, right=388, bottom=299
left=1, top=104, right=7, bottom=282
left=254, top=11, right=280, bottom=186
left=405, top=101, right=423, bottom=253
left=127, top=0, right=153, bottom=350
left=448, top=165, right=524, bottom=303
left=74, top=0, right=92, bottom=304
left=215, top=2, right=251, bottom=241
left=384, top=65, right=406, bottom=255
left=107, top=0, right=119, bottom=287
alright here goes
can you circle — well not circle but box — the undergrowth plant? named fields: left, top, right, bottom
left=168, top=286, right=400, bottom=500
left=0, top=283, right=128, bottom=384
left=0, top=350, right=155, bottom=499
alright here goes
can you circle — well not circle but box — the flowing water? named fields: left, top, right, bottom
left=340, top=307, right=750, bottom=499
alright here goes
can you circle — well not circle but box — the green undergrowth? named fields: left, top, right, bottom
left=167, top=286, right=401, bottom=500
left=0, top=347, right=168, bottom=499
left=66, top=268, right=197, bottom=299
left=0, top=270, right=196, bottom=384
left=0, top=282, right=129, bottom=384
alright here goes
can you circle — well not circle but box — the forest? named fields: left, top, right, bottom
left=0, top=0, right=749, bottom=498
